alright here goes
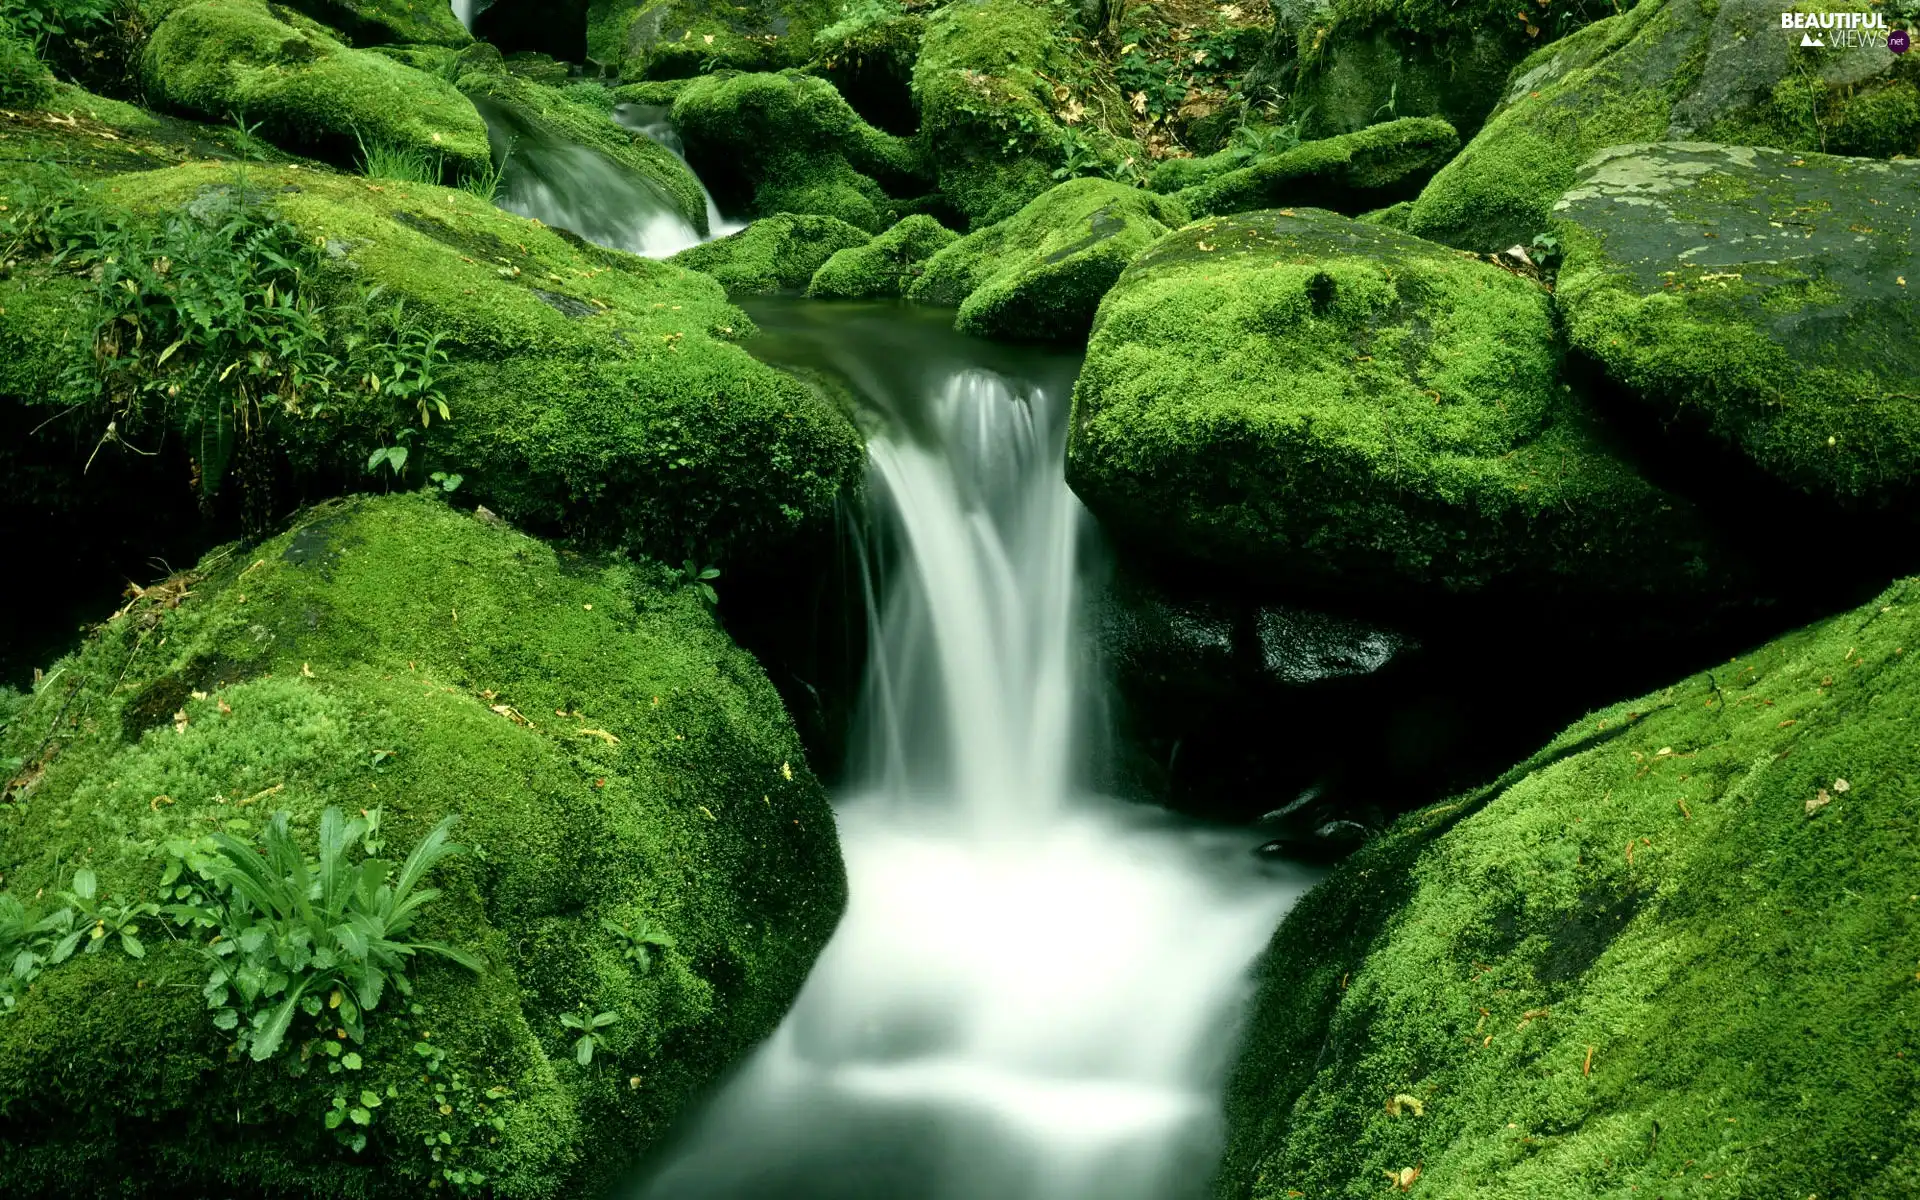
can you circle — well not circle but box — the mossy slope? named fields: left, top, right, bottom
left=282, top=0, right=473, bottom=48
left=591, top=0, right=836, bottom=80
left=0, top=493, right=845, bottom=1198
left=1067, top=208, right=1731, bottom=600
left=1220, top=574, right=1920, bottom=1199
left=670, top=211, right=873, bottom=294
left=140, top=0, right=491, bottom=176
left=1551, top=142, right=1920, bottom=507
left=909, top=177, right=1188, bottom=343
left=1174, top=117, right=1459, bottom=219
left=1406, top=0, right=1920, bottom=253
left=807, top=214, right=958, bottom=300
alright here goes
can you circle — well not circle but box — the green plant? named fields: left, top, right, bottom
left=429, top=470, right=463, bottom=492
left=816, top=0, right=903, bottom=46
left=0, top=894, right=67, bottom=1013
left=674, top=559, right=720, bottom=606
left=413, top=1038, right=511, bottom=1193
left=6, top=0, right=113, bottom=50
left=354, top=128, right=441, bottom=184
left=173, top=806, right=483, bottom=1062
left=601, top=915, right=674, bottom=971
left=228, top=110, right=268, bottom=162
left=1373, top=80, right=1400, bottom=122
left=458, top=144, right=512, bottom=202
left=56, top=866, right=157, bottom=959
left=559, top=1004, right=618, bottom=1065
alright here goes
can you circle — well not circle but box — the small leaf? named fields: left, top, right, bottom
left=121, top=932, right=146, bottom=959
left=325, top=1107, right=345, bottom=1130
left=350, top=1106, right=372, bottom=1126
left=575, top=1034, right=595, bottom=1066
left=343, top=1052, right=363, bottom=1070
left=73, top=868, right=97, bottom=901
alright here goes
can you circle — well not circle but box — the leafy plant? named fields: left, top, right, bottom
left=57, top=866, right=157, bottom=959
left=6, top=0, right=113, bottom=50
left=459, top=144, right=512, bottom=203
left=0, top=894, right=68, bottom=1013
left=429, top=470, right=463, bottom=492
left=228, top=110, right=269, bottom=162
left=176, top=807, right=483, bottom=1062
left=559, top=1004, right=619, bottom=1065
left=354, top=129, right=440, bottom=184
left=674, top=559, right=720, bottom=606
left=413, top=1038, right=511, bottom=1194
left=601, top=915, right=675, bottom=971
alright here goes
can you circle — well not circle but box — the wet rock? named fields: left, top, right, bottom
left=807, top=214, right=959, bottom=300
left=672, top=211, right=873, bottom=294
left=1168, top=117, right=1460, bottom=219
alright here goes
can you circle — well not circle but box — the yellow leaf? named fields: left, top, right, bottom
left=577, top=728, right=620, bottom=745
left=1807, top=788, right=1831, bottom=816
left=1386, top=1093, right=1425, bottom=1117
left=330, top=989, right=343, bottom=1010
left=781, top=761, right=793, bottom=781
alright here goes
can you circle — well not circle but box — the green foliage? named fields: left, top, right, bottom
left=1, top=868, right=155, bottom=1013
left=673, top=559, right=721, bottom=607
left=5, top=0, right=113, bottom=49
left=559, top=1005, right=620, bottom=1066
left=412, top=1038, right=510, bottom=1193
left=602, top=915, right=677, bottom=972
left=816, top=0, right=902, bottom=46
left=670, top=211, right=875, bottom=295
left=171, top=806, right=482, bottom=1063
left=0, top=22, right=56, bottom=108
left=355, top=130, right=443, bottom=184
left=1177, top=116, right=1460, bottom=218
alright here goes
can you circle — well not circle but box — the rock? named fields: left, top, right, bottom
left=807, top=214, right=959, bottom=299
left=1246, top=0, right=1601, bottom=142
left=140, top=0, right=491, bottom=177
left=1552, top=142, right=1920, bottom=507
left=0, top=493, right=845, bottom=1198
left=589, top=0, right=836, bottom=80
left=1175, top=117, right=1460, bottom=218
left=279, top=0, right=472, bottom=47
left=452, top=38, right=507, bottom=77
left=913, top=0, right=1137, bottom=227
left=0, top=161, right=865, bottom=563
left=458, top=68, right=708, bottom=234
left=668, top=70, right=925, bottom=232
left=1066, top=208, right=1734, bottom=601
left=812, top=3, right=924, bottom=135
left=907, top=177, right=1188, bottom=342
left=1219, top=575, right=1920, bottom=1199
left=1406, top=0, right=1920, bottom=253
left=0, top=26, right=54, bottom=110
left=671, top=212, right=873, bottom=294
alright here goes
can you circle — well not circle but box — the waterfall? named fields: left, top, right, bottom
left=626, top=308, right=1315, bottom=1200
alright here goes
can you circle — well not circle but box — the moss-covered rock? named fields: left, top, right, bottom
left=1, top=163, right=865, bottom=562
left=0, top=84, right=306, bottom=179
left=588, top=0, right=836, bottom=80
left=812, top=0, right=924, bottom=136
left=806, top=213, right=957, bottom=299
left=0, top=25, right=54, bottom=110
left=1219, top=574, right=1920, bottom=1199
left=670, top=212, right=872, bottom=294
left=912, top=0, right=1135, bottom=227
left=1248, top=0, right=1615, bottom=141
left=140, top=0, right=491, bottom=177
left=1066, top=208, right=1731, bottom=601
left=1551, top=142, right=1920, bottom=507
left=281, top=0, right=472, bottom=48
left=668, top=69, right=924, bottom=232
left=907, top=177, right=1187, bottom=342
left=1405, top=0, right=1920, bottom=253
left=0, top=492, right=845, bottom=1198
left=457, top=69, right=707, bottom=234
left=1175, top=117, right=1460, bottom=218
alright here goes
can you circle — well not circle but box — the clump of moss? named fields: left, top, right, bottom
left=0, top=24, right=55, bottom=110
left=670, top=212, right=872, bottom=294
left=140, top=0, right=491, bottom=177
left=281, top=0, right=472, bottom=47
left=812, top=0, right=924, bottom=135
left=0, top=492, right=845, bottom=1198
left=1220, top=574, right=1920, bottom=1200
left=1552, top=142, right=1920, bottom=507
left=1067, top=207, right=1734, bottom=601
left=912, top=0, right=1136, bottom=227
left=594, top=0, right=836, bottom=81
left=1176, top=116, right=1459, bottom=218
left=668, top=69, right=925, bottom=232
left=807, top=213, right=957, bottom=299
left=458, top=68, right=708, bottom=233
left=908, top=177, right=1187, bottom=343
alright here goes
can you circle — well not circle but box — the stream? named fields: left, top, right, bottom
left=487, top=118, right=1318, bottom=1199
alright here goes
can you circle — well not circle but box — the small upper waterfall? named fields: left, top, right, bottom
left=625, top=303, right=1315, bottom=1200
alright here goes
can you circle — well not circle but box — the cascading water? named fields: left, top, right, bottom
left=612, top=104, right=745, bottom=242
left=625, top=304, right=1317, bottom=1200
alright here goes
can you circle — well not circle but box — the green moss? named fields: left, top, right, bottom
left=907, top=177, right=1188, bottom=343
left=1177, top=117, right=1460, bottom=219
left=593, top=0, right=837, bottom=81
left=1357, top=199, right=1411, bottom=228
left=1220, top=576, right=1920, bottom=1200
left=610, top=78, right=691, bottom=107
left=813, top=3, right=924, bottom=133
left=0, top=26, right=54, bottom=110
left=280, top=0, right=473, bottom=47
left=670, top=211, right=873, bottom=294
left=0, top=84, right=306, bottom=179
left=669, top=70, right=925, bottom=232
left=806, top=213, right=958, bottom=299
left=1552, top=142, right=1920, bottom=506
left=1066, top=208, right=1734, bottom=600
left=3, top=163, right=865, bottom=562
left=912, top=0, right=1137, bottom=227
left=0, top=492, right=845, bottom=1198
left=366, top=42, right=461, bottom=76
left=457, top=69, right=707, bottom=233
left=1148, top=149, right=1237, bottom=194
left=140, top=0, right=491, bottom=177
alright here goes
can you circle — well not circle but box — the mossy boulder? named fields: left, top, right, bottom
left=281, top=0, right=472, bottom=47
left=813, top=1, right=924, bottom=136
left=1406, top=0, right=1920, bottom=253
left=1219, top=574, right=1920, bottom=1199
left=1, top=163, right=864, bottom=562
left=0, top=85, right=306, bottom=180
left=913, top=0, right=1135, bottom=227
left=1551, top=142, right=1920, bottom=507
left=588, top=0, right=836, bottom=80
left=140, top=0, right=491, bottom=177
left=457, top=69, right=708, bottom=235
left=908, top=177, right=1188, bottom=342
left=668, top=70, right=925, bottom=232
left=0, top=492, right=845, bottom=1198
left=1174, top=117, right=1460, bottom=218
left=1066, top=208, right=1731, bottom=601
left=807, top=214, right=958, bottom=299
left=670, top=212, right=872, bottom=294
left=0, top=25, right=54, bottom=110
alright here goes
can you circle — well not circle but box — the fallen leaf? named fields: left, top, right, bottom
left=577, top=728, right=620, bottom=745
left=781, top=761, right=793, bottom=781
left=302, top=662, right=315, bottom=678
left=1583, top=1044, right=1595, bottom=1076
left=1833, top=778, right=1850, bottom=793
left=1385, top=1093, right=1425, bottom=1117
left=1383, top=1166, right=1421, bottom=1191
left=1806, top=788, right=1831, bottom=816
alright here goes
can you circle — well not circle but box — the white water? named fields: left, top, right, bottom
left=630, top=361, right=1313, bottom=1199
left=451, top=0, right=473, bottom=31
